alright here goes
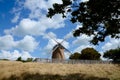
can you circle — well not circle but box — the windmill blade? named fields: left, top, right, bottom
left=62, top=46, right=72, bottom=55
left=60, top=31, right=73, bottom=44
left=60, top=38, right=67, bottom=44
left=65, top=48, right=72, bottom=55
left=47, top=34, right=59, bottom=44
left=60, top=36, right=69, bottom=44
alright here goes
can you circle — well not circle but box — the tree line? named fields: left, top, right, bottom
left=16, top=57, right=33, bottom=62
left=15, top=47, right=120, bottom=62
left=69, top=47, right=120, bottom=62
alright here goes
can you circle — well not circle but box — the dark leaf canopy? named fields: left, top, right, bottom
left=103, top=47, right=120, bottom=62
left=69, top=47, right=101, bottom=60
left=80, top=48, right=101, bottom=60
left=69, top=52, right=81, bottom=59
left=47, top=0, right=120, bottom=45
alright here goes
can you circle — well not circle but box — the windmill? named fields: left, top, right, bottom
left=48, top=34, right=72, bottom=60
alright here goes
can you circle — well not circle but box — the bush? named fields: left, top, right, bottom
left=16, top=57, right=22, bottom=61
left=16, top=57, right=33, bottom=62
left=80, top=48, right=101, bottom=60
left=103, top=47, right=120, bottom=62
left=69, top=52, right=81, bottom=59
left=26, top=58, right=33, bottom=62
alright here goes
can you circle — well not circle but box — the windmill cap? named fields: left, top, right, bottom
left=52, top=43, right=65, bottom=50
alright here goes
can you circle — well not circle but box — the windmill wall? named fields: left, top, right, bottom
left=52, top=47, right=65, bottom=60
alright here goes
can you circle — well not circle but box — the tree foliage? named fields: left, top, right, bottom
left=16, top=57, right=22, bottom=61
left=69, top=52, right=81, bottom=59
left=69, top=47, right=101, bottom=60
left=47, top=0, right=120, bottom=45
left=103, top=47, right=120, bottom=62
left=16, top=57, right=33, bottom=62
left=26, top=58, right=33, bottom=62
left=80, top=48, right=101, bottom=60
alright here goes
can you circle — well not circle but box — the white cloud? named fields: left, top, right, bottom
left=6, top=0, right=65, bottom=37
left=11, top=13, right=20, bottom=23
left=75, top=25, right=82, bottom=29
left=5, top=18, right=45, bottom=36
left=102, top=38, right=120, bottom=51
left=24, top=0, right=46, bottom=18
left=72, top=34, right=93, bottom=45
left=72, top=34, right=95, bottom=53
left=0, top=35, right=16, bottom=50
left=11, top=0, right=24, bottom=23
left=5, top=14, right=65, bottom=36
left=0, top=35, right=38, bottom=52
left=64, top=31, right=73, bottom=40
left=74, top=45, right=94, bottom=53
left=64, top=51, right=71, bottom=59
left=21, top=51, right=32, bottom=60
left=0, top=50, right=32, bottom=60
left=16, top=35, right=38, bottom=52
left=43, top=32, right=57, bottom=44
left=46, top=0, right=62, bottom=8
left=24, top=0, right=62, bottom=19
left=80, top=0, right=89, bottom=2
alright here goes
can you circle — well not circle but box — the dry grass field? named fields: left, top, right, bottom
left=0, top=61, right=120, bottom=80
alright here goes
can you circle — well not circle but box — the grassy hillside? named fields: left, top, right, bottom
left=0, top=61, right=120, bottom=80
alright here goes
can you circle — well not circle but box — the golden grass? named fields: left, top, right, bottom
left=0, top=61, right=120, bottom=80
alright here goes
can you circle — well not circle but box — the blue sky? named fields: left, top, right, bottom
left=0, top=0, right=120, bottom=60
